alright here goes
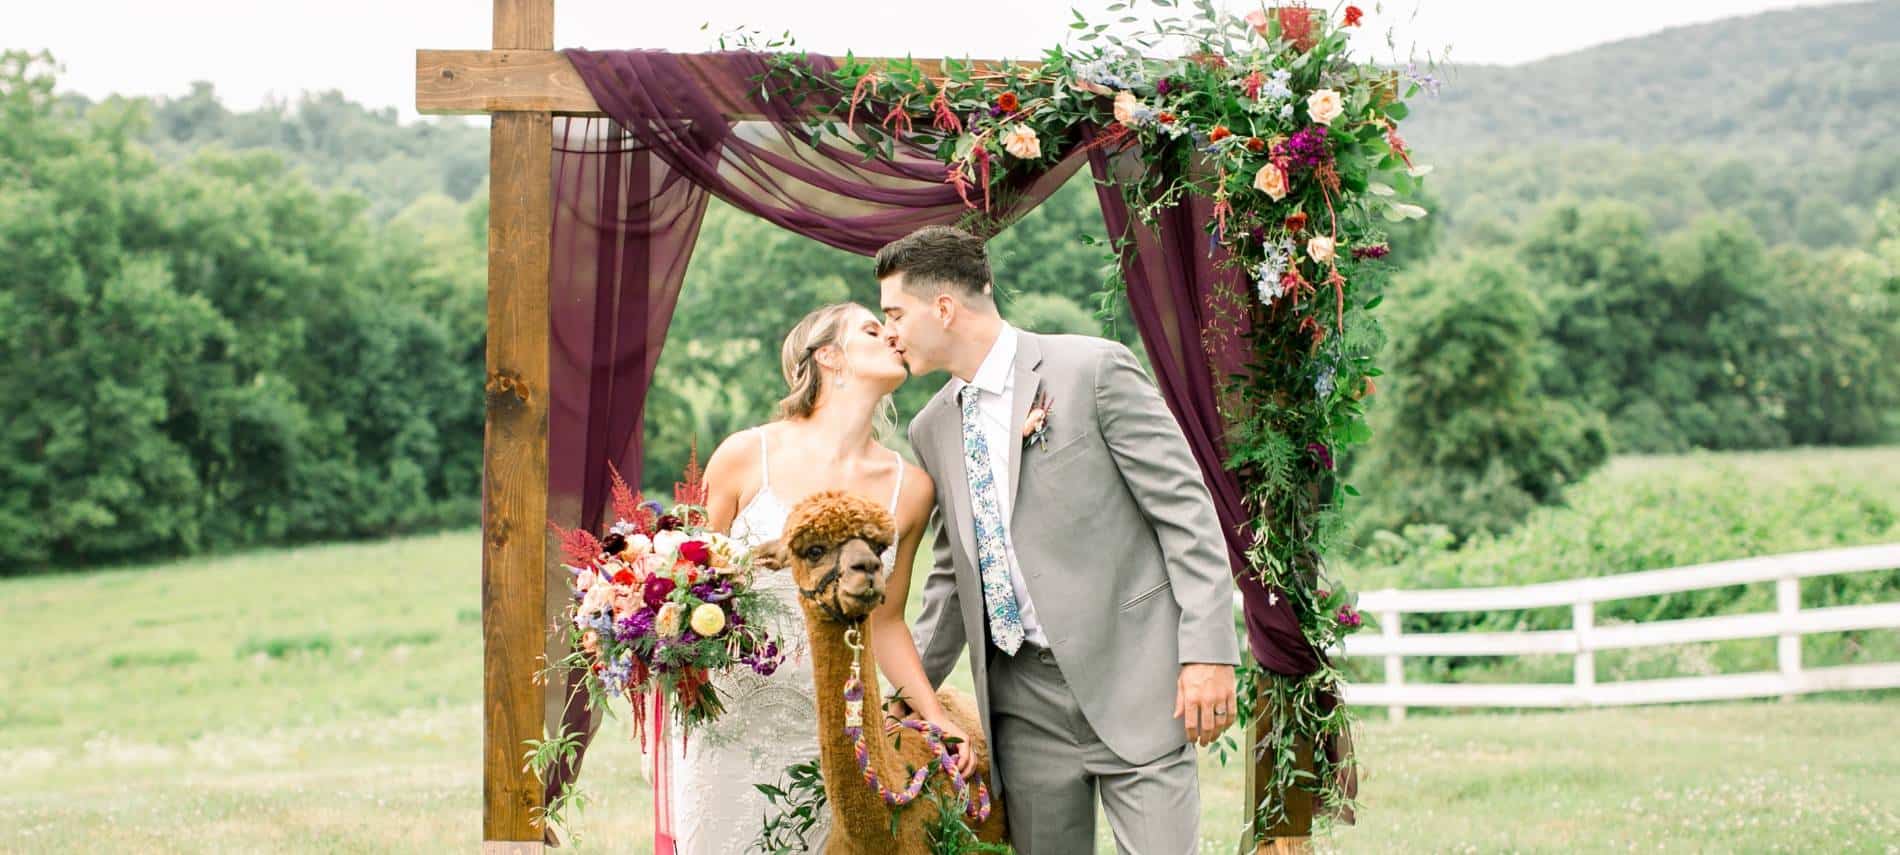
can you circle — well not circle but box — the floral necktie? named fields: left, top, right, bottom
left=960, top=384, right=1025, bottom=654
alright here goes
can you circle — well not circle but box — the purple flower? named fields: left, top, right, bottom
left=615, top=608, right=656, bottom=642
left=1306, top=442, right=1335, bottom=471
left=692, top=582, right=734, bottom=604
left=1156, top=78, right=1173, bottom=95
left=1274, top=126, right=1333, bottom=174
left=743, top=641, right=782, bottom=676
left=1335, top=606, right=1362, bottom=628
left=1353, top=243, right=1391, bottom=260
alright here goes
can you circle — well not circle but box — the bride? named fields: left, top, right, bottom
left=664, top=303, right=975, bottom=854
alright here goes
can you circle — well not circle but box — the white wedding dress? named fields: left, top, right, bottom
left=667, top=429, right=903, bottom=854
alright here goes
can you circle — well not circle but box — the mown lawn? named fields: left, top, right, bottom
left=4, top=448, right=1898, bottom=852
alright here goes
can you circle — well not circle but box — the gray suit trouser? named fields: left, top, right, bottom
left=988, top=642, right=1201, bottom=855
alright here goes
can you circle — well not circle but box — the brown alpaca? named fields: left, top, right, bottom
left=759, top=490, right=1008, bottom=854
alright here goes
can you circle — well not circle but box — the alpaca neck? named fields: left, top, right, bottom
left=802, top=606, right=905, bottom=839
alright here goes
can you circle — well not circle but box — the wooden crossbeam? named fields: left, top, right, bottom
left=416, top=48, right=1039, bottom=117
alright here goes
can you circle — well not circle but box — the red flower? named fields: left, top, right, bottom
left=1245, top=136, right=1266, bottom=152
left=1209, top=126, right=1232, bottom=142
left=612, top=568, right=636, bottom=586
left=642, top=575, right=677, bottom=609
left=995, top=91, right=1019, bottom=112
left=1344, top=5, right=1364, bottom=26
left=1156, top=112, right=1176, bottom=124
left=1284, top=211, right=1309, bottom=233
left=678, top=539, right=712, bottom=567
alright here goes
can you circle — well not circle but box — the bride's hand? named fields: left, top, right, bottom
left=926, top=715, right=978, bottom=780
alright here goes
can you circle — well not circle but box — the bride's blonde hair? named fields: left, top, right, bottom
left=777, top=303, right=897, bottom=441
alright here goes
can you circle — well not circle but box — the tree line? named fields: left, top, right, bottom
left=3, top=50, right=1895, bottom=572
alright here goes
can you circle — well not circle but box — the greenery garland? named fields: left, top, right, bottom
left=740, top=0, right=1435, bottom=838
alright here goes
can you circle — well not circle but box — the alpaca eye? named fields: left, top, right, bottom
left=802, top=544, right=827, bottom=561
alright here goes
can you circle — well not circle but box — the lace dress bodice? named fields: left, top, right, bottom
left=669, top=430, right=901, bottom=854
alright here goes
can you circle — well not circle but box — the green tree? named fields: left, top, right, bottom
left=1353, top=255, right=1611, bottom=542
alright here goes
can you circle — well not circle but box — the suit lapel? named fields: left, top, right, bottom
left=1006, top=332, right=1044, bottom=521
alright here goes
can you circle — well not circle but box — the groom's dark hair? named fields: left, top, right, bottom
left=874, top=226, right=993, bottom=304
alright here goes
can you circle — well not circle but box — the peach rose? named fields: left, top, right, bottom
left=656, top=602, right=685, bottom=639
left=1001, top=124, right=1042, bottom=160
left=1306, top=88, right=1344, bottom=126
left=1113, top=91, right=1140, bottom=125
left=1307, top=235, right=1337, bottom=263
left=1253, top=164, right=1289, bottom=200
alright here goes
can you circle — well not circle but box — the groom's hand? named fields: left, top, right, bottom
left=1174, top=663, right=1237, bottom=747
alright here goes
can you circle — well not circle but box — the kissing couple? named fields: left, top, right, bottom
left=666, top=224, right=1240, bottom=855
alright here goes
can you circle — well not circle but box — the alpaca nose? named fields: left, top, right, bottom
left=837, top=543, right=883, bottom=600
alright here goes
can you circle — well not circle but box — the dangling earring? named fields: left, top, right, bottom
left=834, top=375, right=846, bottom=388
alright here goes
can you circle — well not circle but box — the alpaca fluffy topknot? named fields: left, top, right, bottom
left=784, top=490, right=896, bottom=555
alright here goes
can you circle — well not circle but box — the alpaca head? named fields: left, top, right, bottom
left=758, top=490, right=897, bottom=623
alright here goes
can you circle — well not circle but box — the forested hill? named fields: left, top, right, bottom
left=1403, top=0, right=1900, bottom=153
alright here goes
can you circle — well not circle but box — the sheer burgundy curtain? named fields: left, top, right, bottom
left=1088, top=135, right=1355, bottom=814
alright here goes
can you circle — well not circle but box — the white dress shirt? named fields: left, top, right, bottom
left=948, top=324, right=1050, bottom=648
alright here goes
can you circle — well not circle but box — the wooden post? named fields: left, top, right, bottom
left=1777, top=576, right=1801, bottom=702
left=1241, top=680, right=1314, bottom=854
left=1573, top=600, right=1595, bottom=705
left=1380, top=609, right=1404, bottom=722
left=482, top=0, right=553, bottom=850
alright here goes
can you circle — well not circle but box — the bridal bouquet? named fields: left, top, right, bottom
left=549, top=456, right=786, bottom=736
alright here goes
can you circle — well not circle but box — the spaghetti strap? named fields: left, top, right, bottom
left=887, top=451, right=905, bottom=513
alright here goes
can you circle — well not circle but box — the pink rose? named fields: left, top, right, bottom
left=1244, top=8, right=1270, bottom=36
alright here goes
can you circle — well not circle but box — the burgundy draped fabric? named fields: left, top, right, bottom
left=1088, top=135, right=1355, bottom=815
left=542, top=49, right=1346, bottom=828
left=1084, top=138, right=1317, bottom=678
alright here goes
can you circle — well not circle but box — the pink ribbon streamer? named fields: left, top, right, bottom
left=645, top=688, right=676, bottom=855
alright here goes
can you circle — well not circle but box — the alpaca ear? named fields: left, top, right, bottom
left=752, top=538, right=790, bottom=572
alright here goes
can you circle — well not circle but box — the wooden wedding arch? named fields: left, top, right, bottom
left=415, top=1, right=1312, bottom=850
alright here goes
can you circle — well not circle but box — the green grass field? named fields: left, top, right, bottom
left=4, top=448, right=1898, bottom=853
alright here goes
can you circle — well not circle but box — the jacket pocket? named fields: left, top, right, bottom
left=1119, top=580, right=1172, bottom=611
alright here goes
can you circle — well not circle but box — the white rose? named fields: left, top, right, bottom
left=580, top=581, right=613, bottom=616
left=574, top=568, right=597, bottom=594
left=625, top=533, right=653, bottom=555
left=1113, top=91, right=1140, bottom=125
left=652, top=529, right=686, bottom=558
left=1306, top=89, right=1344, bottom=126
left=1001, top=124, right=1042, bottom=160
left=1307, top=235, right=1337, bottom=263
left=1253, top=164, right=1289, bottom=201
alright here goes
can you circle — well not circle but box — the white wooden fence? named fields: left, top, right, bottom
left=1279, top=544, right=1900, bottom=719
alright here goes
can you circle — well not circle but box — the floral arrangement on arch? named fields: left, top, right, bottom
left=751, top=0, right=1440, bottom=832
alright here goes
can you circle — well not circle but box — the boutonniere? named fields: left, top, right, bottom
left=1021, top=391, right=1054, bottom=450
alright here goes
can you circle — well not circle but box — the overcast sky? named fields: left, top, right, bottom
left=7, top=0, right=1852, bottom=121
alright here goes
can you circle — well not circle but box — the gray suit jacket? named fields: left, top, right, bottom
left=908, top=330, right=1240, bottom=781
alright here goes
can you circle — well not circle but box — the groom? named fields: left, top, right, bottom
left=876, top=225, right=1239, bottom=854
